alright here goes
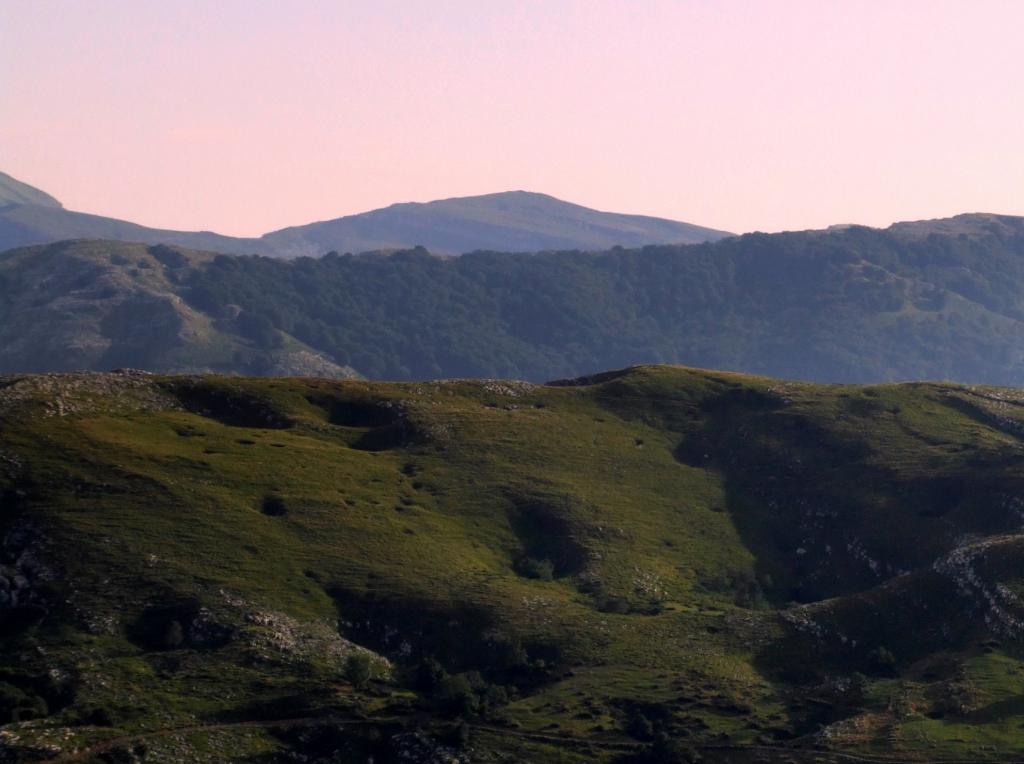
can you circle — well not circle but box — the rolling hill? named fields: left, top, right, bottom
left=259, top=191, right=734, bottom=257
left=0, top=240, right=358, bottom=378
left=2, top=365, right=1024, bottom=760
left=0, top=173, right=731, bottom=256
left=3, top=212, right=1024, bottom=385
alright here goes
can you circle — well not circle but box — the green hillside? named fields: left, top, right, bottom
left=3, top=365, right=1024, bottom=761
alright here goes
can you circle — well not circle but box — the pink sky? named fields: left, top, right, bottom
left=2, top=0, right=1022, bottom=237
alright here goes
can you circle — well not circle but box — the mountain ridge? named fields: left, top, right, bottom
left=0, top=171, right=63, bottom=209
left=3, top=211, right=1024, bottom=384
left=260, top=189, right=734, bottom=257
left=0, top=172, right=732, bottom=256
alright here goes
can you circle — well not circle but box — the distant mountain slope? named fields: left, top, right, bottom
left=260, top=190, right=734, bottom=256
left=3, top=212, right=1024, bottom=384
left=0, top=171, right=732, bottom=255
left=0, top=171, right=63, bottom=208
left=0, top=202, right=264, bottom=255
left=0, top=240, right=357, bottom=377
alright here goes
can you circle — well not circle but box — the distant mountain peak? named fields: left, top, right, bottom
left=0, top=171, right=63, bottom=209
left=0, top=176, right=731, bottom=257
left=262, top=190, right=733, bottom=257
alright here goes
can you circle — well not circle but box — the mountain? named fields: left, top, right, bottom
left=3, top=364, right=1024, bottom=760
left=260, top=190, right=734, bottom=257
left=0, top=201, right=265, bottom=256
left=0, top=171, right=63, bottom=208
left=0, top=240, right=358, bottom=378
left=4, top=212, right=1024, bottom=384
left=0, top=174, right=267, bottom=256
left=0, top=172, right=731, bottom=256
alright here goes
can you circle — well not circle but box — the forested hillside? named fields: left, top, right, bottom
left=3, top=213, right=1022, bottom=385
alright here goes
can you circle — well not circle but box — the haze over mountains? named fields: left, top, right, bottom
left=0, top=172, right=732, bottom=257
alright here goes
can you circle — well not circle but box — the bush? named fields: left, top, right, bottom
left=82, top=706, right=115, bottom=726
left=260, top=495, right=287, bottom=517
left=597, top=596, right=631, bottom=614
left=649, top=732, right=701, bottom=762
left=161, top=619, right=184, bottom=649
left=488, top=633, right=529, bottom=671
left=432, top=671, right=510, bottom=719
left=345, top=653, right=375, bottom=689
left=415, top=656, right=447, bottom=693
left=730, top=570, right=766, bottom=609
left=868, top=646, right=897, bottom=675
left=626, top=711, right=654, bottom=740
left=479, top=683, right=510, bottom=718
left=0, top=682, right=48, bottom=723
left=448, top=720, right=471, bottom=749
left=515, top=557, right=554, bottom=581
left=435, top=673, right=478, bottom=717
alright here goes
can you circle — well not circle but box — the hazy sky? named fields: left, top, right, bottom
left=2, top=0, right=1022, bottom=236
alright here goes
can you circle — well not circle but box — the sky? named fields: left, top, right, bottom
left=2, top=0, right=1022, bottom=237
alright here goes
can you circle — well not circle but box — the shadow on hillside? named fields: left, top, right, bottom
left=662, top=383, right=1024, bottom=737
left=169, top=380, right=295, bottom=429
left=671, top=386, right=883, bottom=606
left=504, top=492, right=590, bottom=579
left=304, top=392, right=422, bottom=451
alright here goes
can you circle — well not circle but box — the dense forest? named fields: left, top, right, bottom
left=179, top=213, right=1024, bottom=383
left=1, top=213, right=1023, bottom=384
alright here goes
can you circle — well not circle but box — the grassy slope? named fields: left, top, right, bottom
left=2, top=366, right=1024, bottom=761
left=0, top=240, right=357, bottom=378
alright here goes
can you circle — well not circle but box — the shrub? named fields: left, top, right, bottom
left=626, top=711, right=654, bottom=740
left=515, top=557, right=554, bottom=581
left=0, top=682, right=48, bottom=723
left=260, top=495, right=287, bottom=517
left=345, top=653, right=375, bottom=689
left=479, top=683, right=510, bottom=718
left=415, top=657, right=447, bottom=693
left=450, top=720, right=471, bottom=749
left=161, top=619, right=184, bottom=649
left=868, top=646, right=897, bottom=675
left=650, top=732, right=701, bottom=763
left=81, top=706, right=115, bottom=726
left=730, top=570, right=766, bottom=609
left=488, top=633, right=529, bottom=671
left=435, top=673, right=478, bottom=717
left=597, top=596, right=631, bottom=614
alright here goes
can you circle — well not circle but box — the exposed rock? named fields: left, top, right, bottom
left=390, top=730, right=472, bottom=764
